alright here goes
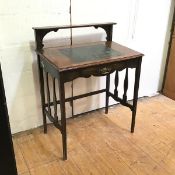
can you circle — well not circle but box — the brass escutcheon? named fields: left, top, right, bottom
left=100, top=67, right=110, bottom=75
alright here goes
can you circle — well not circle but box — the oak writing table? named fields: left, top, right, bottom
left=33, top=23, right=143, bottom=160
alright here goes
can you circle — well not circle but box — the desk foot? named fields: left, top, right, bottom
left=62, top=152, right=67, bottom=161
left=131, top=110, right=136, bottom=133
left=43, top=126, right=47, bottom=134
left=61, top=127, right=67, bottom=160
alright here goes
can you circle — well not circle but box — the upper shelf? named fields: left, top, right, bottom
left=32, top=22, right=116, bottom=30
left=33, top=22, right=117, bottom=51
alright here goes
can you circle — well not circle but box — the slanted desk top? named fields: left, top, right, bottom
left=38, top=41, right=143, bottom=72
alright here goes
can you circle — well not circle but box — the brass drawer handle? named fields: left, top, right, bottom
left=100, top=67, right=111, bottom=75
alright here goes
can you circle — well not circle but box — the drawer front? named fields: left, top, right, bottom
left=61, top=58, right=139, bottom=83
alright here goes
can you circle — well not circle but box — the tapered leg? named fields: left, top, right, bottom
left=37, top=55, right=47, bottom=133
left=105, top=74, right=110, bottom=114
left=58, top=78, right=67, bottom=160
left=131, top=58, right=142, bottom=133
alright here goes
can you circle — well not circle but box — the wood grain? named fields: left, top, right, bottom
left=13, top=95, right=175, bottom=175
left=13, top=139, right=28, bottom=174
left=39, top=41, right=143, bottom=72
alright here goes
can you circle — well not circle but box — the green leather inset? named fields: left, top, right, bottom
left=59, top=44, right=121, bottom=63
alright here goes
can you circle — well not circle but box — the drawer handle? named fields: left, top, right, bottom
left=100, top=67, right=111, bottom=75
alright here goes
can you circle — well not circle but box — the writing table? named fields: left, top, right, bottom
left=33, top=23, right=143, bottom=160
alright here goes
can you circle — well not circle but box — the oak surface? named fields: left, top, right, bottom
left=13, top=95, right=175, bottom=175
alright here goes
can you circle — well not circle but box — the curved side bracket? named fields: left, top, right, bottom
left=33, top=23, right=116, bottom=51
left=94, top=25, right=113, bottom=41
left=34, top=29, right=59, bottom=51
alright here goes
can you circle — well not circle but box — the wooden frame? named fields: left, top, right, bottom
left=33, top=23, right=143, bottom=160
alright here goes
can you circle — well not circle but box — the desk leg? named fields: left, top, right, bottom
left=37, top=55, right=47, bottom=133
left=131, top=58, right=142, bottom=133
left=105, top=74, right=110, bottom=114
left=59, top=79, right=67, bottom=160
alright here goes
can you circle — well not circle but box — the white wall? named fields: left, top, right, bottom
left=125, top=0, right=175, bottom=96
left=0, top=0, right=70, bottom=133
left=0, top=0, right=174, bottom=133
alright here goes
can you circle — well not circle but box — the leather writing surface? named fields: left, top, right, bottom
left=59, top=44, right=121, bottom=63
left=39, top=41, right=143, bottom=71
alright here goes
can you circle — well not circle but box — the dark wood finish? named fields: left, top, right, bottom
left=33, top=23, right=143, bottom=160
left=52, top=78, right=58, bottom=122
left=33, top=23, right=116, bottom=50
left=46, top=72, right=52, bottom=116
left=58, top=77, right=67, bottom=160
left=131, top=58, right=142, bottom=132
left=37, top=55, right=47, bottom=133
left=123, top=68, right=128, bottom=102
left=0, top=64, right=18, bottom=175
left=109, top=92, right=133, bottom=110
left=70, top=81, right=74, bottom=117
left=114, top=71, right=119, bottom=96
left=45, top=89, right=106, bottom=107
left=44, top=109, right=61, bottom=130
left=105, top=74, right=110, bottom=114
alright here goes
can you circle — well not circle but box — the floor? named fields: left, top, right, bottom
left=13, top=95, right=175, bottom=175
